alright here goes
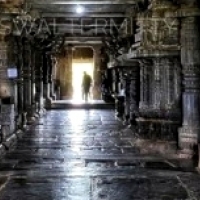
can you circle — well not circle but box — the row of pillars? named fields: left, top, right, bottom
left=109, top=15, right=200, bottom=160
left=0, top=36, right=58, bottom=145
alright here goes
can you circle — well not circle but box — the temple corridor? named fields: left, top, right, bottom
left=0, top=109, right=199, bottom=200
left=1, top=0, right=200, bottom=198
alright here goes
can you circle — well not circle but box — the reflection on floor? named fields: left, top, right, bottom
left=50, top=100, right=115, bottom=109
left=0, top=109, right=199, bottom=200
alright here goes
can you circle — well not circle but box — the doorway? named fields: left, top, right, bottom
left=72, top=62, right=94, bottom=102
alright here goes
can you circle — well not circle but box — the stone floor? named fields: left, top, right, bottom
left=50, top=100, right=114, bottom=109
left=0, top=109, right=200, bottom=200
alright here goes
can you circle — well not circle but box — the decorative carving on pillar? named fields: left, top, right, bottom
left=129, top=63, right=140, bottom=126
left=0, top=22, right=15, bottom=140
left=152, top=58, right=161, bottom=110
left=178, top=16, right=200, bottom=158
left=139, top=59, right=153, bottom=114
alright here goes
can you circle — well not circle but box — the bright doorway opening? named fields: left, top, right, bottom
left=72, top=62, right=94, bottom=102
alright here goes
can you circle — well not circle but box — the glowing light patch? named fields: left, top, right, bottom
left=76, top=5, right=84, bottom=14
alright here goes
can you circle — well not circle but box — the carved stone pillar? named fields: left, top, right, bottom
left=113, top=67, right=124, bottom=118
left=129, top=63, right=140, bottom=125
left=43, top=53, right=47, bottom=100
left=22, top=39, right=32, bottom=125
left=112, top=68, right=119, bottom=94
left=122, top=69, right=131, bottom=125
left=30, top=47, right=37, bottom=118
left=50, top=55, right=56, bottom=100
left=161, top=58, right=174, bottom=109
left=44, top=53, right=53, bottom=107
left=35, top=51, right=44, bottom=115
left=15, top=38, right=24, bottom=129
left=0, top=31, right=15, bottom=141
left=139, top=60, right=153, bottom=114
left=152, top=58, right=162, bottom=110
left=178, top=16, right=200, bottom=158
left=93, top=47, right=101, bottom=100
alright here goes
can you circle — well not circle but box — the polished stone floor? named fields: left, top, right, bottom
left=0, top=109, right=200, bottom=200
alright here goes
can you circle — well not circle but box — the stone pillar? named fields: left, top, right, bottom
left=129, top=63, right=140, bottom=126
left=35, top=51, right=44, bottom=115
left=15, top=38, right=24, bottom=129
left=30, top=47, right=37, bottom=118
left=43, top=53, right=49, bottom=105
left=50, top=55, right=56, bottom=100
left=43, top=53, right=52, bottom=107
left=22, top=39, right=32, bottom=125
left=93, top=47, right=101, bottom=100
left=161, top=58, right=174, bottom=109
left=152, top=58, right=162, bottom=110
left=112, top=68, right=119, bottom=94
left=139, top=60, right=152, bottom=113
left=174, top=59, right=182, bottom=106
left=0, top=29, right=15, bottom=141
left=122, top=69, right=131, bottom=125
left=178, top=16, right=200, bottom=158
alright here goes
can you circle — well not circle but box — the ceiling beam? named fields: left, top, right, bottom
left=27, top=0, right=138, bottom=5
left=42, top=13, right=125, bottom=18
left=65, top=36, right=103, bottom=40
left=65, top=40, right=102, bottom=44
left=48, top=23, right=123, bottom=27
left=64, top=37, right=102, bottom=44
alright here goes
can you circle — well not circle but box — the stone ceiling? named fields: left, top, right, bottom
left=24, top=0, right=141, bottom=45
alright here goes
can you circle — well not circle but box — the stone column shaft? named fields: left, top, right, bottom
left=38, top=52, right=44, bottom=114
left=161, top=58, right=175, bottom=109
left=43, top=53, right=52, bottom=106
left=22, top=39, right=32, bottom=125
left=130, top=64, right=140, bottom=125
left=152, top=58, right=161, bottom=109
left=0, top=38, right=15, bottom=139
left=178, top=16, right=200, bottom=157
left=15, top=38, right=24, bottom=128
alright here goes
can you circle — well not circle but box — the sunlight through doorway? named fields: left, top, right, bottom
left=72, top=62, right=94, bottom=102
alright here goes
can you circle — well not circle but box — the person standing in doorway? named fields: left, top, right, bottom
left=82, top=71, right=92, bottom=102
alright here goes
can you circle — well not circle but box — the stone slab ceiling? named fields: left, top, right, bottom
left=25, top=0, right=138, bottom=43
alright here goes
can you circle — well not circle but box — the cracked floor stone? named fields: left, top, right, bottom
left=0, top=109, right=199, bottom=200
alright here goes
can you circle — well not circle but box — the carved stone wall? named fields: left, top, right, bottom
left=126, top=0, right=182, bottom=141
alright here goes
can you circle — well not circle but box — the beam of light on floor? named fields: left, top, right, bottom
left=72, top=62, right=94, bottom=103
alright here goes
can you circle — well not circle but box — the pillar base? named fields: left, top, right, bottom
left=136, top=117, right=179, bottom=141
left=45, top=98, right=52, bottom=108
left=27, top=116, right=36, bottom=125
left=38, top=108, right=46, bottom=116
left=114, top=95, right=125, bottom=119
left=22, top=112, right=27, bottom=129
left=178, top=126, right=199, bottom=159
left=50, top=94, right=56, bottom=101
left=27, top=107, right=36, bottom=124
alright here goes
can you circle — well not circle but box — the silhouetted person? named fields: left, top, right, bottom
left=82, top=71, right=92, bottom=102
